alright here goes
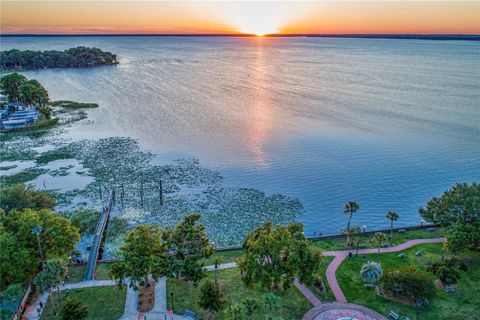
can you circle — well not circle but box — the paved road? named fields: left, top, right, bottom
left=324, top=238, right=446, bottom=303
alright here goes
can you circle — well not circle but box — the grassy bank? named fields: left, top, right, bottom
left=66, top=262, right=112, bottom=283
left=336, top=243, right=480, bottom=320
left=167, top=267, right=311, bottom=320
left=40, top=286, right=126, bottom=320
left=312, top=227, right=445, bottom=251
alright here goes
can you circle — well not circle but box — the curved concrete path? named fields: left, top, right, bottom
left=323, top=238, right=445, bottom=303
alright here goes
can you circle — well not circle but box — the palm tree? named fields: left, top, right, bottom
left=370, top=232, right=387, bottom=262
left=213, top=256, right=224, bottom=285
left=224, top=303, right=246, bottom=320
left=386, top=211, right=399, bottom=244
left=360, top=261, right=383, bottom=285
left=35, top=258, right=67, bottom=315
left=344, top=201, right=360, bottom=247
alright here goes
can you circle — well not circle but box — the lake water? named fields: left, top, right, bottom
left=2, top=36, right=479, bottom=237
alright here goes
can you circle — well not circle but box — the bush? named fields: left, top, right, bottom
left=381, top=266, right=435, bottom=302
left=198, top=280, right=225, bottom=312
left=61, top=297, right=88, bottom=320
left=224, top=303, right=246, bottom=320
left=427, top=257, right=467, bottom=285
left=242, top=297, right=258, bottom=315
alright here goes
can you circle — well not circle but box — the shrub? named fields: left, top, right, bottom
left=61, top=297, right=88, bottom=320
left=381, top=266, right=435, bottom=302
left=198, top=280, right=225, bottom=312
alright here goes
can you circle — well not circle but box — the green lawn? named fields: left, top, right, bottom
left=336, top=243, right=480, bottom=320
left=308, top=256, right=335, bottom=302
left=66, top=262, right=113, bottom=283
left=167, top=268, right=312, bottom=320
left=40, top=286, right=126, bottom=320
left=313, top=227, right=446, bottom=251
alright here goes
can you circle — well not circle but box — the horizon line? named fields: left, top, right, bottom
left=1, top=33, right=479, bottom=41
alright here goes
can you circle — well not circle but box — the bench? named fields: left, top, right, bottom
left=398, top=253, right=405, bottom=258
left=364, top=283, right=375, bottom=288
left=388, top=310, right=400, bottom=320
left=444, top=285, right=455, bottom=293
left=184, top=310, right=197, bottom=319
left=427, top=227, right=436, bottom=231
left=398, top=229, right=406, bottom=233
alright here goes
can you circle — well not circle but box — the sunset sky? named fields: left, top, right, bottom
left=1, top=1, right=479, bottom=35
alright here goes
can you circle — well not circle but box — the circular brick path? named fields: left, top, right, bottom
left=302, top=303, right=388, bottom=320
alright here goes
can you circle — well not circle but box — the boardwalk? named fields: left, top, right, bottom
left=85, top=190, right=114, bottom=280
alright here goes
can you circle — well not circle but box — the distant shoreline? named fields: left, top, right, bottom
left=1, top=34, right=479, bottom=41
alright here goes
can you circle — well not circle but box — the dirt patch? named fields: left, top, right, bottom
left=138, top=280, right=155, bottom=312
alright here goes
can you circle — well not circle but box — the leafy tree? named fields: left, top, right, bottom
left=0, top=231, right=37, bottom=289
left=370, top=232, right=387, bottom=262
left=110, top=225, right=168, bottom=288
left=0, top=184, right=54, bottom=212
left=163, top=213, right=214, bottom=284
left=224, top=304, right=246, bottom=320
left=381, top=266, right=435, bottom=303
left=386, top=211, right=399, bottom=243
left=344, top=201, right=360, bottom=247
left=19, top=79, right=49, bottom=107
left=61, top=297, right=88, bottom=320
left=419, top=182, right=480, bottom=225
left=198, top=280, right=225, bottom=313
left=0, top=73, right=27, bottom=101
left=2, top=208, right=80, bottom=259
left=239, top=221, right=322, bottom=290
left=0, top=283, right=23, bottom=320
left=66, top=208, right=100, bottom=235
left=0, top=47, right=117, bottom=70
left=427, top=257, right=467, bottom=285
left=445, top=220, right=480, bottom=253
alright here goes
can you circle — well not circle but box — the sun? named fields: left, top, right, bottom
left=239, top=22, right=279, bottom=36
left=225, top=2, right=282, bottom=36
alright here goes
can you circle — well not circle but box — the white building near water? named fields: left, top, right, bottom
left=0, top=102, right=40, bottom=130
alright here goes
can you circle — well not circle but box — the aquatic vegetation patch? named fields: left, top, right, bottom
left=49, top=165, right=74, bottom=177
left=50, top=100, right=99, bottom=109
left=36, top=148, right=75, bottom=165
left=0, top=164, right=17, bottom=170
left=1, top=167, right=49, bottom=185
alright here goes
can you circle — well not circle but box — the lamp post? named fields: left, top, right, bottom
left=363, top=225, right=367, bottom=233
left=31, top=224, right=44, bottom=262
left=421, top=219, right=424, bottom=226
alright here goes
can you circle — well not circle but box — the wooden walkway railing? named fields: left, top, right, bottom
left=84, top=190, right=114, bottom=281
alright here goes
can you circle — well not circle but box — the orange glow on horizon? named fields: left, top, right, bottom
left=0, top=1, right=478, bottom=35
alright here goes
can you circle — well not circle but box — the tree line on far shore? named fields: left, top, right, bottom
left=0, top=47, right=117, bottom=71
